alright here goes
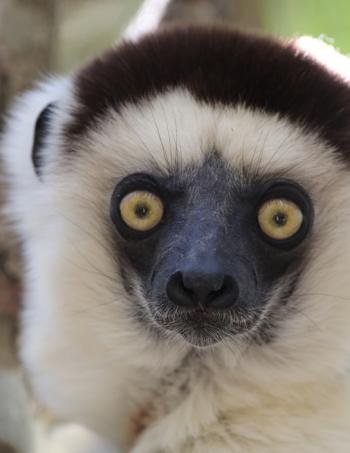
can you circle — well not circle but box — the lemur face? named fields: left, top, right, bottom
left=4, top=28, right=350, bottom=426
left=110, top=157, right=313, bottom=347
left=48, top=27, right=348, bottom=351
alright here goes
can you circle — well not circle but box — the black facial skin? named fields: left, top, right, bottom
left=110, top=155, right=313, bottom=347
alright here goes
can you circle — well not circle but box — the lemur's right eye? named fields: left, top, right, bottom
left=119, top=191, right=164, bottom=232
left=110, top=173, right=166, bottom=240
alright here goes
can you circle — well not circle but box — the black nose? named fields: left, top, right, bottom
left=166, top=271, right=239, bottom=310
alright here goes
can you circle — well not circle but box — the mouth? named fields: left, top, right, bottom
left=152, top=306, right=261, bottom=347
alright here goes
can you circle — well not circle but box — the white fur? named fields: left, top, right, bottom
left=123, top=0, right=171, bottom=43
left=3, top=80, right=350, bottom=452
left=35, top=424, right=116, bottom=453
left=295, top=36, right=350, bottom=82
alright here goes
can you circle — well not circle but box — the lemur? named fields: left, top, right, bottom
left=2, top=9, right=350, bottom=453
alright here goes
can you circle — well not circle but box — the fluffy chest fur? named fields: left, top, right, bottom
left=122, top=361, right=350, bottom=452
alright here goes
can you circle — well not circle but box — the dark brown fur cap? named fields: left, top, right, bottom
left=68, top=26, right=350, bottom=159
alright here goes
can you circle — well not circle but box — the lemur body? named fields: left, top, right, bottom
left=3, top=27, right=350, bottom=452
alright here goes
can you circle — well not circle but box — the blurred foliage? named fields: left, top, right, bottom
left=56, top=0, right=350, bottom=73
left=57, top=0, right=141, bottom=71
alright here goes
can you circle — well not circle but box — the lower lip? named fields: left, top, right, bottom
left=182, top=309, right=223, bottom=326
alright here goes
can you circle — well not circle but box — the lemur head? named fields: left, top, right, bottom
left=3, top=25, right=350, bottom=426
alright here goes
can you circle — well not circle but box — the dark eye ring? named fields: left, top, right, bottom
left=256, top=181, right=313, bottom=249
left=110, top=173, right=166, bottom=240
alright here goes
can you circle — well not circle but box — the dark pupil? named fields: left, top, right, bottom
left=274, top=212, right=287, bottom=226
left=135, top=203, right=149, bottom=219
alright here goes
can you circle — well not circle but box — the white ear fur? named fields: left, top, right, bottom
left=294, top=36, right=350, bottom=82
left=0, top=76, right=73, bottom=239
left=1, top=77, right=71, bottom=184
left=122, top=0, right=171, bottom=43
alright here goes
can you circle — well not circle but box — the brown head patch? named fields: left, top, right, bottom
left=67, top=26, right=350, bottom=160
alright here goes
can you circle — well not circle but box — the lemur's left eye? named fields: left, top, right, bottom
left=119, top=191, right=164, bottom=231
left=258, top=199, right=303, bottom=240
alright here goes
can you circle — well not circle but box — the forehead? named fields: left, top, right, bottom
left=75, top=89, right=340, bottom=196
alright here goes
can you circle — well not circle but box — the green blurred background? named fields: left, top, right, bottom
left=264, top=0, right=350, bottom=53
left=57, top=0, right=350, bottom=72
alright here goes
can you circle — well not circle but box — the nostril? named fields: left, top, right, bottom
left=208, top=275, right=239, bottom=309
left=166, top=271, right=195, bottom=308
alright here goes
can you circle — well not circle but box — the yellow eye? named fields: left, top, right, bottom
left=257, top=199, right=303, bottom=240
left=119, top=191, right=164, bottom=232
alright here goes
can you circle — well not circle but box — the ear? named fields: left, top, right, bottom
left=1, top=77, right=71, bottom=194
left=32, top=102, right=55, bottom=179
left=122, top=0, right=172, bottom=42
left=294, top=36, right=350, bottom=82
